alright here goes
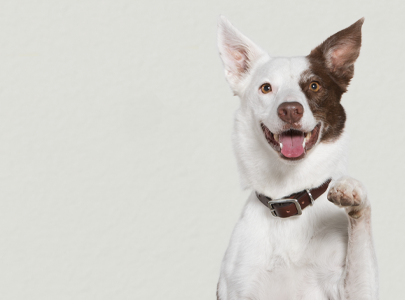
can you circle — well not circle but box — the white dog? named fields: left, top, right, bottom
left=216, top=16, right=378, bottom=300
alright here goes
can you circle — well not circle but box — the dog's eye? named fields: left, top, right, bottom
left=309, top=82, right=320, bottom=92
left=260, top=83, right=272, bottom=94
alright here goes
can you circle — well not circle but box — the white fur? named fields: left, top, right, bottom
left=217, top=17, right=378, bottom=300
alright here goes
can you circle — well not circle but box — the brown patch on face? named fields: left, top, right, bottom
left=299, top=68, right=346, bottom=142
left=299, top=18, right=364, bottom=142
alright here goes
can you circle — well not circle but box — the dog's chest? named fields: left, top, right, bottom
left=221, top=195, right=348, bottom=299
left=260, top=238, right=346, bottom=299
left=259, top=263, right=343, bottom=300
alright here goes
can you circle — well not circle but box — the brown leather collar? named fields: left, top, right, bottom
left=255, top=179, right=331, bottom=218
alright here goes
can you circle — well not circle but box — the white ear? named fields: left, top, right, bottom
left=217, top=16, right=267, bottom=93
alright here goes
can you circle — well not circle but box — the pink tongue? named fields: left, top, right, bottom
left=280, top=131, right=305, bottom=158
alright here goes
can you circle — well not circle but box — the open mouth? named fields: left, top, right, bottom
left=260, top=123, right=321, bottom=160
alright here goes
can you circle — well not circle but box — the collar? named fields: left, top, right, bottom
left=255, top=179, right=331, bottom=218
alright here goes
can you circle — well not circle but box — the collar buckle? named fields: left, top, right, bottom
left=267, top=198, right=302, bottom=217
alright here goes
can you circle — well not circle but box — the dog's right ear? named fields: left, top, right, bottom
left=217, top=16, right=267, bottom=94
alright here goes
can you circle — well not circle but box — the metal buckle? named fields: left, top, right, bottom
left=267, top=198, right=302, bottom=217
left=306, top=189, right=315, bottom=205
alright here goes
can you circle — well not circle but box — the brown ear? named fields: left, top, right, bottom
left=309, top=18, right=364, bottom=89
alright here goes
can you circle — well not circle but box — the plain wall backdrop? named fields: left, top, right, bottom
left=0, top=0, right=403, bottom=299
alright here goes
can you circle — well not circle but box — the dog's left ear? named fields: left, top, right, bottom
left=217, top=16, right=267, bottom=94
left=309, top=18, right=364, bottom=90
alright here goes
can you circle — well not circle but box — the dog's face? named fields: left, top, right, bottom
left=218, top=17, right=363, bottom=163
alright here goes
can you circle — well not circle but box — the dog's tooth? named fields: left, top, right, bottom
left=302, top=139, right=306, bottom=148
left=306, top=132, right=312, bottom=141
left=274, top=134, right=279, bottom=142
left=280, top=143, right=283, bottom=149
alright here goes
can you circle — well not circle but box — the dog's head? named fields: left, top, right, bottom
left=218, top=16, right=363, bottom=163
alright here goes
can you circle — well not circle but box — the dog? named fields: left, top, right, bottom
left=216, top=16, right=378, bottom=300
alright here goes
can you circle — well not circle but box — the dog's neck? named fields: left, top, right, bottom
left=232, top=108, right=348, bottom=199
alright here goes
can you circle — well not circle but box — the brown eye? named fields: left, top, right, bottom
left=309, top=81, right=320, bottom=92
left=260, top=83, right=272, bottom=94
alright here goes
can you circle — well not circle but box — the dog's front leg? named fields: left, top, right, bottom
left=327, top=177, right=378, bottom=300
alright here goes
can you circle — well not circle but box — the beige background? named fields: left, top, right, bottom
left=0, top=0, right=403, bottom=299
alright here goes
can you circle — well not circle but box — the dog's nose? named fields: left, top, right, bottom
left=277, top=102, right=304, bottom=124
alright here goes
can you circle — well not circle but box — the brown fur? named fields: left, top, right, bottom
left=299, top=19, right=364, bottom=142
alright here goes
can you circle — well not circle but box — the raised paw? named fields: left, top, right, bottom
left=327, top=177, right=369, bottom=219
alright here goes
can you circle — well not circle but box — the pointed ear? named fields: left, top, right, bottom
left=217, top=16, right=267, bottom=93
left=309, top=18, right=364, bottom=89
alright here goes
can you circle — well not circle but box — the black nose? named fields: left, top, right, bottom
left=277, top=102, right=304, bottom=124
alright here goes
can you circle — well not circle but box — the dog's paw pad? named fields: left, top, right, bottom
left=327, top=177, right=368, bottom=216
left=348, top=210, right=362, bottom=219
